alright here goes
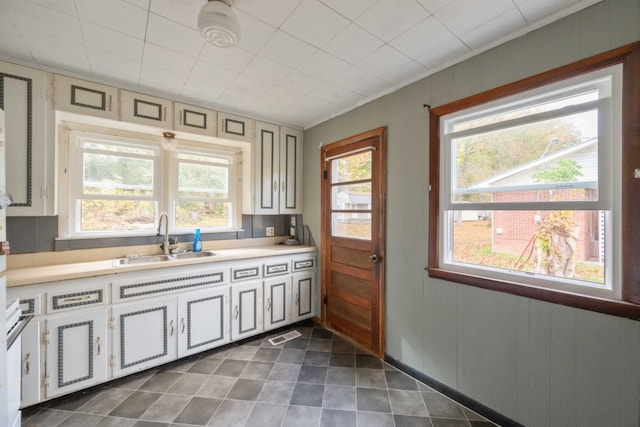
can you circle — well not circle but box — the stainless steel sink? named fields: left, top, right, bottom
left=170, top=251, right=216, bottom=260
left=113, top=251, right=216, bottom=266
left=112, top=254, right=173, bottom=266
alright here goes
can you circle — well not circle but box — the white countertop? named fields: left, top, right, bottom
left=6, top=245, right=317, bottom=288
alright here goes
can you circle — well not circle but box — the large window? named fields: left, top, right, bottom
left=62, top=126, right=241, bottom=237
left=428, top=44, right=640, bottom=319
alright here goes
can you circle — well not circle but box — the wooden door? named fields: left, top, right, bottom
left=321, top=127, right=386, bottom=357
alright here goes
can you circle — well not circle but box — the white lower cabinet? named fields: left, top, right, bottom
left=20, top=320, right=41, bottom=407
left=263, top=276, right=292, bottom=331
left=111, top=297, right=177, bottom=378
left=43, top=310, right=108, bottom=399
left=292, top=271, right=314, bottom=323
left=231, top=281, right=263, bottom=340
left=177, top=287, right=230, bottom=358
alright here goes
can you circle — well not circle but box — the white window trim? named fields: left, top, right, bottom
left=438, top=64, right=622, bottom=300
left=59, top=122, right=243, bottom=239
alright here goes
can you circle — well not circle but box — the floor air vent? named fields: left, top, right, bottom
left=268, top=330, right=301, bottom=345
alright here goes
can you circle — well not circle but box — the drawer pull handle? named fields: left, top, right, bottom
left=25, top=353, right=30, bottom=374
left=180, top=317, right=185, bottom=334
left=96, top=337, right=101, bottom=356
left=62, top=294, right=93, bottom=303
left=169, top=320, right=175, bottom=336
left=266, top=298, right=271, bottom=311
left=234, top=305, right=239, bottom=319
left=296, top=294, right=300, bottom=306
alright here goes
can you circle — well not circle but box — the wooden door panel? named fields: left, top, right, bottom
left=321, top=127, right=386, bottom=357
left=331, top=246, right=372, bottom=270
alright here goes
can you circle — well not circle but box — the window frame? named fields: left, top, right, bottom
left=427, top=43, right=640, bottom=320
left=60, top=124, right=242, bottom=238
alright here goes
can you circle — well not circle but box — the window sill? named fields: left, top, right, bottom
left=426, top=267, right=640, bottom=320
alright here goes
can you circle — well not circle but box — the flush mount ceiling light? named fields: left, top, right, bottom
left=197, top=0, right=241, bottom=48
left=161, top=131, right=177, bottom=151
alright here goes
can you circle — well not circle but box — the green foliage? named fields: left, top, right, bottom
left=532, top=159, right=583, bottom=183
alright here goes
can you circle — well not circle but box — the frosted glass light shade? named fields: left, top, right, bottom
left=197, top=1, right=241, bottom=48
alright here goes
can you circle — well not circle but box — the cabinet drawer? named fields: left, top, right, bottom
left=47, top=287, right=106, bottom=313
left=292, top=258, right=315, bottom=271
left=19, top=295, right=42, bottom=316
left=113, top=268, right=228, bottom=303
left=264, top=261, right=289, bottom=277
left=231, top=265, right=262, bottom=282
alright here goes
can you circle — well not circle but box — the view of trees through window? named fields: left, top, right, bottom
left=449, top=95, right=605, bottom=284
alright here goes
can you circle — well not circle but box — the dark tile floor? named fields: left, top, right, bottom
left=21, top=323, right=497, bottom=427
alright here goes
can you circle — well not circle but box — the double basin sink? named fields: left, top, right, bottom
left=113, top=251, right=216, bottom=267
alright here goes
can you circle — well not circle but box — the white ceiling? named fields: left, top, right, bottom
left=0, top=0, right=600, bottom=129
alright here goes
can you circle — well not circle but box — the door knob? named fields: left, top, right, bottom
left=369, top=254, right=381, bottom=263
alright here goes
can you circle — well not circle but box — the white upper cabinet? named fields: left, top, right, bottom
left=253, top=122, right=303, bottom=214
left=53, top=75, right=118, bottom=120
left=120, top=90, right=173, bottom=128
left=279, top=127, right=303, bottom=214
left=0, top=61, right=54, bottom=216
left=218, top=112, right=254, bottom=142
left=174, top=102, right=217, bottom=136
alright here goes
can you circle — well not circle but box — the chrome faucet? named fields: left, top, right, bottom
left=157, top=212, right=170, bottom=255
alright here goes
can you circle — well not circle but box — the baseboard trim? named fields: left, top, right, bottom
left=384, top=354, right=523, bottom=427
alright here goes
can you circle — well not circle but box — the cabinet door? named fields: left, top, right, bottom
left=53, top=75, right=118, bottom=120
left=264, top=277, right=291, bottom=331
left=177, top=287, right=230, bottom=358
left=120, top=90, right=173, bottom=128
left=292, top=271, right=314, bottom=322
left=254, top=122, right=280, bottom=214
left=279, top=127, right=303, bottom=214
left=111, top=297, right=177, bottom=377
left=0, top=61, right=53, bottom=216
left=230, top=281, right=263, bottom=340
left=219, top=112, right=254, bottom=142
left=44, top=310, right=107, bottom=399
left=174, top=102, right=217, bottom=136
left=20, top=320, right=41, bottom=408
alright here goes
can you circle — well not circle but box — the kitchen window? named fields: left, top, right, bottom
left=428, top=43, right=640, bottom=319
left=60, top=125, right=241, bottom=237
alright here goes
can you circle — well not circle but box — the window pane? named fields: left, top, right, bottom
left=178, top=152, right=230, bottom=164
left=453, top=109, right=598, bottom=202
left=449, top=209, right=605, bottom=284
left=332, top=183, right=371, bottom=210
left=83, top=153, right=154, bottom=196
left=80, top=200, right=155, bottom=231
left=82, top=141, right=156, bottom=156
left=178, top=162, right=228, bottom=198
left=332, top=212, right=371, bottom=240
left=331, top=151, right=372, bottom=183
left=175, top=201, right=230, bottom=228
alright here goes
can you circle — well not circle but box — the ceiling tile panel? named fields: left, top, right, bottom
left=189, top=60, right=238, bottom=87
left=142, top=43, right=196, bottom=76
left=8, top=2, right=83, bottom=44
left=416, top=37, right=470, bottom=69
left=258, top=31, right=317, bottom=69
left=310, top=82, right=365, bottom=107
left=23, top=34, right=90, bottom=74
left=357, top=45, right=414, bottom=80
left=322, top=24, right=384, bottom=64
left=329, top=65, right=389, bottom=96
left=242, top=55, right=292, bottom=84
left=139, top=64, right=187, bottom=93
left=124, top=0, right=150, bottom=10
left=181, top=77, right=227, bottom=102
left=234, top=0, right=302, bottom=28
left=23, top=0, right=78, bottom=16
left=198, top=44, right=255, bottom=72
left=319, top=0, right=381, bottom=20
left=146, top=13, right=204, bottom=58
left=280, top=0, right=351, bottom=48
left=0, top=34, right=34, bottom=63
left=389, top=16, right=459, bottom=59
left=514, top=0, right=579, bottom=22
left=149, top=0, right=202, bottom=28
left=356, top=0, right=431, bottom=42
left=225, top=74, right=272, bottom=98
left=415, top=0, right=456, bottom=14
left=434, top=0, right=515, bottom=34
left=81, top=21, right=145, bottom=61
left=86, top=48, right=142, bottom=84
left=298, top=50, right=351, bottom=80
left=234, top=9, right=278, bottom=53
left=459, top=8, right=527, bottom=50
left=278, top=69, right=324, bottom=94
left=75, top=0, right=149, bottom=40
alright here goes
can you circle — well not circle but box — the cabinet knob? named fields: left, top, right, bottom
left=180, top=317, right=185, bottom=334
left=25, top=353, right=30, bottom=374
left=234, top=305, right=239, bottom=319
left=96, top=336, right=101, bottom=356
left=169, top=320, right=175, bottom=336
